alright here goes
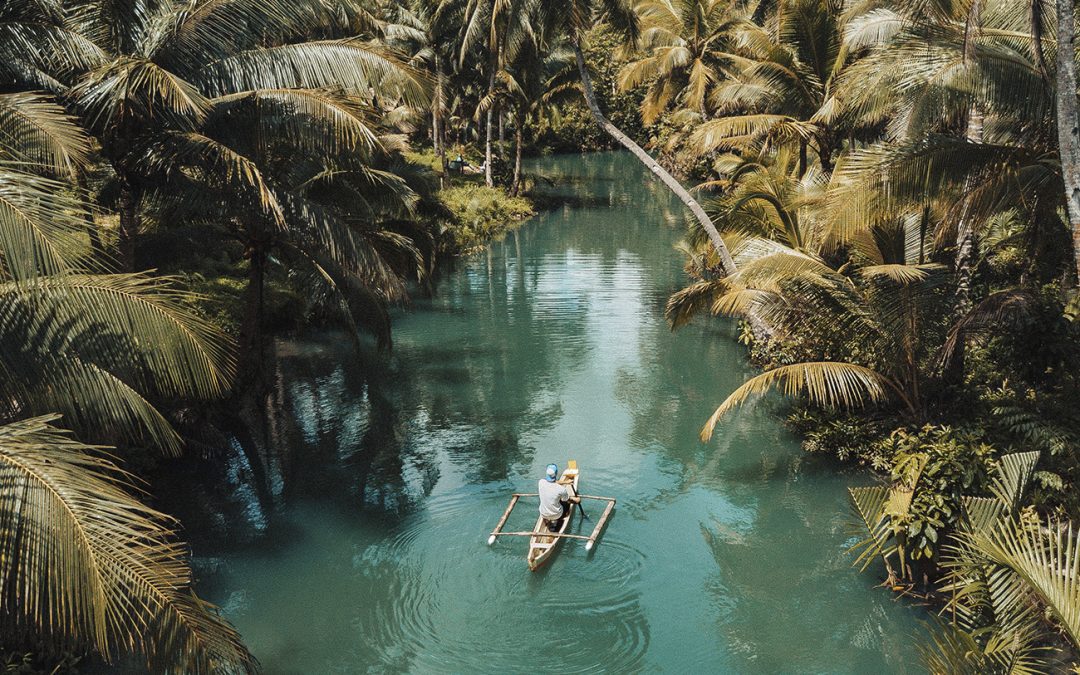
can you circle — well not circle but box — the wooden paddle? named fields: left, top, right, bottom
left=569, top=484, right=589, bottom=521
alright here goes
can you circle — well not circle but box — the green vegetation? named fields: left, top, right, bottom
left=623, top=0, right=1080, bottom=668
left=7, top=0, right=1080, bottom=669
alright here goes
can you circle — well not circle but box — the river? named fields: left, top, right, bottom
left=194, top=152, right=920, bottom=673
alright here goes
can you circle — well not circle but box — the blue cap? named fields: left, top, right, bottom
left=545, top=464, right=558, bottom=482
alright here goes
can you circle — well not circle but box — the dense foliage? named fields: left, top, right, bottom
left=6, top=0, right=1080, bottom=669
left=637, top=0, right=1080, bottom=668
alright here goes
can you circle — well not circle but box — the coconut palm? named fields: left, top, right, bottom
left=483, top=7, right=577, bottom=195
left=0, top=79, right=250, bottom=670
left=618, top=0, right=748, bottom=125
left=696, top=149, right=827, bottom=251
left=456, top=0, right=534, bottom=187
left=1055, top=0, right=1080, bottom=282
left=0, top=91, right=232, bottom=452
left=0, top=416, right=254, bottom=673
left=686, top=0, right=850, bottom=174
left=3, top=0, right=428, bottom=271
left=540, top=0, right=738, bottom=274
left=141, top=88, right=431, bottom=359
left=668, top=218, right=947, bottom=439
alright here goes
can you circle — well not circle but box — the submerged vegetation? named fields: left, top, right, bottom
left=4, top=0, right=1080, bottom=669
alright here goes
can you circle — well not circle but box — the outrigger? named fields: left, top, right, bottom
left=486, top=460, right=616, bottom=571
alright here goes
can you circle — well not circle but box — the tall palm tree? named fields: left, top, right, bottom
left=1052, top=0, right=1080, bottom=282
left=4, top=0, right=428, bottom=271
left=485, top=8, right=578, bottom=195
left=686, top=0, right=850, bottom=174
left=458, top=0, right=531, bottom=187
left=668, top=219, right=946, bottom=439
left=142, top=87, right=430, bottom=361
left=548, top=0, right=738, bottom=274
left=618, top=0, right=747, bottom=125
left=0, top=78, right=251, bottom=670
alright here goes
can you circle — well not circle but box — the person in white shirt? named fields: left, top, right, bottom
left=538, top=463, right=580, bottom=532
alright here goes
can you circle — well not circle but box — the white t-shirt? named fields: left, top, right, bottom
left=538, top=479, right=569, bottom=519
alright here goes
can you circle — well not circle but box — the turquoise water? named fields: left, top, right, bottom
left=199, top=152, right=920, bottom=673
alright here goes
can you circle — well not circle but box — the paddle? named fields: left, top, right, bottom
left=570, top=485, right=589, bottom=522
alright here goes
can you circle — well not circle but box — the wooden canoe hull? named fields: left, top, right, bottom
left=527, top=465, right=579, bottom=571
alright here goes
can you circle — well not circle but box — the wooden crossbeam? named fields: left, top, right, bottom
left=491, top=531, right=592, bottom=540
left=511, top=493, right=614, bottom=501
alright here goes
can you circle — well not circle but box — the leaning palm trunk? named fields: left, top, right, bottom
left=1055, top=0, right=1080, bottom=281
left=572, top=40, right=736, bottom=276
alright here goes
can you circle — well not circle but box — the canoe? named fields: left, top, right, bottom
left=527, top=460, right=579, bottom=571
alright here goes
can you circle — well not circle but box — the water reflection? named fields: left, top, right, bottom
left=188, top=153, right=920, bottom=673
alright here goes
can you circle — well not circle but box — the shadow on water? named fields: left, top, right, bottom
left=159, top=152, right=922, bottom=673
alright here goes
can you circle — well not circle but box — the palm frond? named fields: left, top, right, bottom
left=0, top=415, right=255, bottom=672
left=0, top=165, right=90, bottom=278
left=195, top=39, right=431, bottom=108
left=0, top=92, right=91, bottom=176
left=701, top=361, right=893, bottom=440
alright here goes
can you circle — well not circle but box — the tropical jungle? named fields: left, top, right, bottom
left=3, top=0, right=1080, bottom=672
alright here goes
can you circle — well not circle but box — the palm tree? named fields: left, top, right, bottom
left=548, top=0, right=738, bottom=275
left=697, top=149, right=827, bottom=252
left=686, top=0, right=849, bottom=174
left=0, top=78, right=251, bottom=670
left=668, top=219, right=946, bottom=439
left=618, top=0, right=746, bottom=125
left=457, top=0, right=532, bottom=187
left=0, top=91, right=232, bottom=452
left=1053, top=0, right=1080, bottom=282
left=4, top=0, right=428, bottom=271
left=487, top=8, right=578, bottom=195
left=915, top=451, right=1080, bottom=672
left=0, top=416, right=255, bottom=673
left=142, top=88, right=430, bottom=362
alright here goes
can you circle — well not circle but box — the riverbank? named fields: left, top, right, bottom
left=135, top=146, right=538, bottom=341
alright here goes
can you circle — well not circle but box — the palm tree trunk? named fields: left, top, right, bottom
left=572, top=39, right=736, bottom=276
left=76, top=171, right=104, bottom=257
left=117, top=177, right=140, bottom=271
left=1031, top=0, right=1049, bottom=80
left=511, top=118, right=523, bottom=196
left=945, top=110, right=983, bottom=383
left=434, top=53, right=448, bottom=187
left=499, top=109, right=505, bottom=144
left=1055, top=0, right=1080, bottom=282
left=485, top=68, right=495, bottom=187
left=241, top=241, right=267, bottom=369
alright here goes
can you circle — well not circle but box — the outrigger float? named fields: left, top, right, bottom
left=486, top=460, right=616, bottom=571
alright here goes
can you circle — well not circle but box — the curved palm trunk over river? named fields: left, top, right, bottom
left=572, top=40, right=737, bottom=277
left=1055, top=0, right=1080, bottom=281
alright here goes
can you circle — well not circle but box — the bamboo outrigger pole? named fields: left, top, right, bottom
left=487, top=494, right=520, bottom=545
left=487, top=493, right=616, bottom=551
